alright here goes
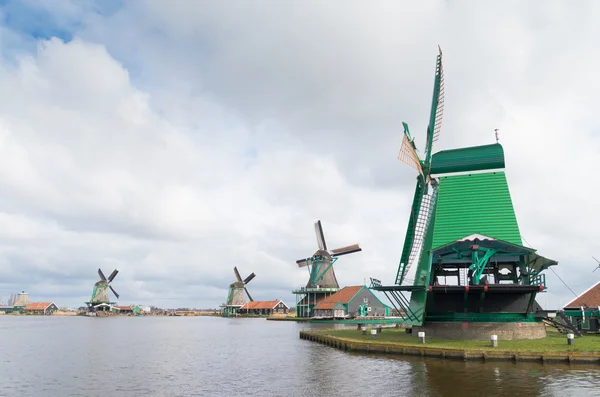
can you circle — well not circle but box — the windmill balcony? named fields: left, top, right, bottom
left=292, top=287, right=340, bottom=294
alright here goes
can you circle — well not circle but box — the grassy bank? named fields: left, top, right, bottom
left=320, top=327, right=600, bottom=353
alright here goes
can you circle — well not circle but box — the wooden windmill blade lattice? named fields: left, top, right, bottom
left=398, top=133, right=424, bottom=176
left=432, top=46, right=445, bottom=144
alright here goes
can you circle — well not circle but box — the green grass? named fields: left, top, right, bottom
left=321, top=327, right=600, bottom=353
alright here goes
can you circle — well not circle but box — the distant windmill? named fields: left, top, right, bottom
left=225, top=266, right=255, bottom=308
left=593, top=256, right=600, bottom=272
left=86, top=268, right=120, bottom=313
left=296, top=220, right=362, bottom=289
left=292, top=220, right=362, bottom=318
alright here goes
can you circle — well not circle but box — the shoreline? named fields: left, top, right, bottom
left=299, top=329, right=600, bottom=364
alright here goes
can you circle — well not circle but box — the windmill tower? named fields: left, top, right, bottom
left=14, top=291, right=29, bottom=307
left=292, top=220, right=362, bottom=317
left=372, top=47, right=558, bottom=339
left=220, top=267, right=255, bottom=316
left=85, top=268, right=120, bottom=314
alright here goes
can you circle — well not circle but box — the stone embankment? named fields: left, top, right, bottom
left=299, top=330, right=600, bottom=364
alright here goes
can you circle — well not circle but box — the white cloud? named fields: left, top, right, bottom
left=0, top=1, right=599, bottom=311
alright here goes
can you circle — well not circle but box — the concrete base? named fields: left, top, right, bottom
left=412, top=321, right=547, bottom=340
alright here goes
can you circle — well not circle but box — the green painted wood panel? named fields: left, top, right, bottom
left=431, top=172, right=522, bottom=249
left=430, top=143, right=505, bottom=175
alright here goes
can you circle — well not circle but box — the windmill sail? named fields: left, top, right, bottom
left=431, top=48, right=444, bottom=145
left=244, top=286, right=254, bottom=302
left=233, top=267, right=243, bottom=283
left=396, top=179, right=425, bottom=285
left=399, top=185, right=438, bottom=284
left=331, top=244, right=362, bottom=256
left=398, top=123, right=423, bottom=176
left=424, top=47, right=445, bottom=162
left=395, top=47, right=444, bottom=286
left=315, top=221, right=327, bottom=251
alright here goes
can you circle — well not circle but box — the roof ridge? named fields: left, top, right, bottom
left=564, top=279, right=600, bottom=308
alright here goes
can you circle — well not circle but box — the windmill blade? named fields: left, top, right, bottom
left=233, top=267, right=243, bottom=283
left=395, top=179, right=438, bottom=285
left=398, top=123, right=424, bottom=176
left=331, top=244, right=362, bottom=257
left=98, top=268, right=107, bottom=282
left=243, top=273, right=256, bottom=284
left=314, top=220, right=327, bottom=251
left=244, top=287, right=254, bottom=302
left=296, top=259, right=310, bottom=268
left=593, top=256, right=600, bottom=264
left=432, top=46, right=445, bottom=145
left=108, top=269, right=119, bottom=282
left=109, top=285, right=120, bottom=299
left=424, top=45, right=445, bottom=164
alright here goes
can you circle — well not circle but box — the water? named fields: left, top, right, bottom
left=0, top=316, right=599, bottom=396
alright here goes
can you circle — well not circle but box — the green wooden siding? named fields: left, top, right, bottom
left=431, top=172, right=522, bottom=249
left=430, top=143, right=505, bottom=175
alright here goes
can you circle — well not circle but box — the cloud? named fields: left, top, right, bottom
left=0, top=1, right=599, bottom=310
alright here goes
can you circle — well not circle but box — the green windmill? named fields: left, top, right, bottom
left=292, top=220, right=362, bottom=318
left=85, top=268, right=120, bottom=313
left=373, top=47, right=559, bottom=339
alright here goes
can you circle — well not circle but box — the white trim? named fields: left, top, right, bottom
left=563, top=280, right=600, bottom=308
left=276, top=300, right=290, bottom=310
left=456, top=234, right=497, bottom=242
left=431, top=168, right=505, bottom=179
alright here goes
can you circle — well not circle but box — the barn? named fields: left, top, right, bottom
left=239, top=300, right=289, bottom=315
left=312, top=285, right=390, bottom=319
left=23, top=302, right=59, bottom=315
left=563, top=280, right=600, bottom=333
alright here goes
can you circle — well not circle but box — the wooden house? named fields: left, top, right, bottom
left=239, top=300, right=289, bottom=315
left=563, top=280, right=600, bottom=333
left=312, top=285, right=391, bottom=319
left=23, top=302, right=59, bottom=315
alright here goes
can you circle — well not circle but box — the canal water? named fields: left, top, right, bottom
left=0, top=316, right=599, bottom=396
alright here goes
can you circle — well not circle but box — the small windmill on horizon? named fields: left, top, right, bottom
left=593, top=256, right=600, bottom=272
left=220, top=266, right=255, bottom=316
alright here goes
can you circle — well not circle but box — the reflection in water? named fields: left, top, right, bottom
left=0, top=317, right=598, bottom=396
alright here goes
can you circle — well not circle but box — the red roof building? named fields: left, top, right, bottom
left=23, top=302, right=59, bottom=315
left=313, top=285, right=390, bottom=319
left=563, top=280, right=600, bottom=332
left=564, top=280, right=600, bottom=309
left=239, top=300, right=289, bottom=315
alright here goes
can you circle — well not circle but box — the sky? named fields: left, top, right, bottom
left=0, top=0, right=599, bottom=310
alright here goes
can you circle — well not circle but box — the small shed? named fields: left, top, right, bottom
left=239, top=300, right=290, bottom=315
left=23, top=302, right=59, bottom=315
left=313, top=285, right=391, bottom=319
left=563, top=280, right=600, bottom=332
left=115, top=305, right=137, bottom=314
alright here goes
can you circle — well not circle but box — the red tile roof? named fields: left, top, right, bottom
left=24, top=302, right=55, bottom=311
left=315, top=301, right=345, bottom=310
left=314, top=286, right=363, bottom=310
left=240, top=300, right=285, bottom=310
left=564, top=281, right=600, bottom=309
left=115, top=305, right=134, bottom=311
